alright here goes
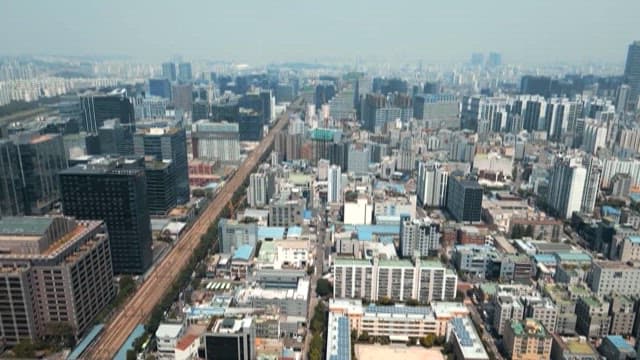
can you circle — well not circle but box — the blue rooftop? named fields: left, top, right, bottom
left=630, top=193, right=640, bottom=203
left=343, top=224, right=400, bottom=241
left=287, top=226, right=303, bottom=237
left=233, top=244, right=254, bottom=261
left=555, top=252, right=592, bottom=263
left=602, top=206, right=621, bottom=216
left=67, top=324, right=104, bottom=360
left=303, top=210, right=312, bottom=220
left=533, top=254, right=557, bottom=265
left=258, top=226, right=286, bottom=240
left=114, top=324, right=145, bottom=360
left=629, top=236, right=640, bottom=244
left=606, top=335, right=634, bottom=352
left=365, top=304, right=432, bottom=316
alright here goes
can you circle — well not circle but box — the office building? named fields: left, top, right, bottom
left=148, top=78, right=172, bottom=99
left=172, top=83, right=192, bottom=112
left=588, top=261, right=640, bottom=296
left=162, top=62, right=177, bottom=82
left=333, top=257, right=457, bottom=303
left=14, top=133, right=68, bottom=215
left=327, top=165, right=342, bottom=203
left=79, top=90, right=135, bottom=134
left=448, top=317, right=489, bottom=360
left=237, top=108, right=263, bottom=141
left=268, top=193, right=306, bottom=227
left=503, top=319, right=552, bottom=360
left=598, top=335, right=636, bottom=360
left=520, top=76, right=552, bottom=97
left=543, top=284, right=578, bottom=335
left=446, top=176, right=482, bottom=223
left=59, top=157, right=152, bottom=274
left=550, top=335, right=599, bottom=360
left=192, top=100, right=210, bottom=121
left=487, top=52, right=502, bottom=67
left=523, top=297, right=558, bottom=336
left=417, top=161, right=449, bottom=207
left=0, top=140, right=23, bottom=216
left=178, top=62, right=192, bottom=82
left=203, top=317, right=255, bottom=360
left=134, top=127, right=189, bottom=204
left=235, top=278, right=309, bottom=317
left=144, top=160, right=176, bottom=216
left=0, top=217, right=114, bottom=345
left=347, top=144, right=370, bottom=174
left=608, top=295, right=635, bottom=336
left=399, top=217, right=441, bottom=258
left=192, top=120, right=241, bottom=163
left=623, top=41, right=640, bottom=111
left=325, top=313, right=351, bottom=360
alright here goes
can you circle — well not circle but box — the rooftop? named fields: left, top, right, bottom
left=0, top=217, right=54, bottom=236
left=233, top=245, right=254, bottom=261
left=510, top=318, right=548, bottom=338
left=605, top=335, right=635, bottom=352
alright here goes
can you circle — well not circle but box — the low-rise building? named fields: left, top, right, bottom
left=503, top=318, right=553, bottom=360
left=156, top=323, right=185, bottom=359
left=543, top=284, right=578, bottom=335
left=598, top=335, right=636, bottom=360
left=203, top=317, right=256, bottom=360
left=326, top=313, right=351, bottom=360
left=588, top=260, right=640, bottom=297
left=236, top=278, right=309, bottom=317
left=447, top=317, right=489, bottom=360
left=575, top=295, right=611, bottom=338
left=493, top=293, right=524, bottom=336
left=607, top=295, right=636, bottom=336
left=550, top=334, right=599, bottom=360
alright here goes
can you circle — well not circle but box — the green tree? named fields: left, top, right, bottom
left=316, top=278, right=332, bottom=297
left=126, top=349, right=137, bottom=360
left=377, top=296, right=395, bottom=306
left=405, top=298, right=420, bottom=306
left=420, top=334, right=435, bottom=348
left=524, top=225, right=534, bottom=237
left=13, top=340, right=37, bottom=358
left=358, top=330, right=370, bottom=342
left=511, top=224, right=523, bottom=239
left=192, top=188, right=206, bottom=197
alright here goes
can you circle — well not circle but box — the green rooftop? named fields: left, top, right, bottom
left=566, top=339, right=596, bottom=355
left=0, top=217, right=54, bottom=236
left=334, top=258, right=372, bottom=266
left=580, top=295, right=602, bottom=308
left=379, top=259, right=414, bottom=268
left=510, top=318, right=548, bottom=338
left=310, top=128, right=337, bottom=141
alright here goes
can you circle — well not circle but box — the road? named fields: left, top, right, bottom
left=467, top=303, right=504, bottom=360
left=84, top=98, right=304, bottom=359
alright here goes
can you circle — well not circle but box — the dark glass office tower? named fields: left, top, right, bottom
left=178, top=62, right=192, bottom=82
left=79, top=91, right=135, bottom=133
left=162, top=62, right=177, bottom=82
left=446, top=175, right=483, bottom=223
left=148, top=78, right=172, bottom=99
left=15, top=133, right=68, bottom=215
left=134, top=127, right=189, bottom=204
left=623, top=41, right=640, bottom=111
left=59, top=158, right=152, bottom=274
left=144, top=160, right=176, bottom=216
left=0, top=140, right=24, bottom=216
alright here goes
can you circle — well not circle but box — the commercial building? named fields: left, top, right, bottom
left=598, top=335, right=636, bottom=360
left=453, top=245, right=500, bottom=279
left=144, top=160, right=176, bottom=215
left=399, top=217, right=441, bottom=258
left=155, top=323, right=185, bottom=359
left=333, top=257, right=457, bottom=303
left=162, top=62, right=177, bottom=82
left=235, top=278, right=309, bottom=317
left=343, top=196, right=373, bottom=225
left=446, top=176, right=482, bottom=223
left=148, top=78, right=172, bottom=99
left=543, top=284, right=578, bottom=335
left=623, top=41, right=640, bottom=111
left=588, top=261, right=640, bottom=296
left=0, top=217, right=114, bottom=345
left=218, top=219, right=258, bottom=254
left=79, top=90, right=135, bottom=134
left=448, top=317, right=489, bottom=360
left=493, top=294, right=524, bottom=336
left=192, top=120, right=241, bottom=163
left=607, top=295, right=636, bottom=336
left=59, top=157, right=152, bottom=274
left=268, top=193, right=305, bottom=227
left=203, top=317, right=256, bottom=360
left=503, top=319, right=552, bottom=360
left=413, top=94, right=460, bottom=129
left=617, top=236, right=640, bottom=262
left=550, top=335, right=599, bottom=360
left=178, top=62, right=192, bottom=82
left=134, top=127, right=189, bottom=204
left=347, top=144, right=370, bottom=175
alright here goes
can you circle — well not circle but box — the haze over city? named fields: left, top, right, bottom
left=1, top=0, right=639, bottom=64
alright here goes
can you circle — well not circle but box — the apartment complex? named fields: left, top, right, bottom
left=333, top=257, right=457, bottom=303
left=0, top=217, right=114, bottom=345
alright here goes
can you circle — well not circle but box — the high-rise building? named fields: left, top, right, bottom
left=247, top=165, right=274, bottom=208
left=192, top=100, right=210, bottom=121
left=59, top=157, right=153, bottom=274
left=0, top=217, right=114, bottom=345
left=327, top=165, right=342, bottom=204
left=134, top=127, right=189, bottom=204
left=412, top=94, right=459, bottom=129
left=347, top=144, right=370, bottom=174
left=192, top=120, right=241, bottom=163
left=13, top=133, right=68, bottom=215
left=237, top=108, right=263, bottom=141
left=148, top=78, right=172, bottom=99
left=171, top=83, right=193, bottom=112
left=162, top=62, right=177, bottom=82
left=79, top=90, right=135, bottom=134
left=361, top=93, right=386, bottom=132
left=0, top=140, right=23, bottom=216
left=503, top=319, right=552, bottom=360
left=144, top=160, right=176, bottom=216
left=399, top=217, right=441, bottom=258
left=547, top=155, right=587, bottom=219
left=95, top=119, right=134, bottom=155
left=203, top=317, right=256, bottom=360
left=446, top=176, right=482, bottom=223
left=487, top=52, right=502, bottom=67
left=623, top=41, right=640, bottom=111
left=582, top=120, right=608, bottom=155
left=417, top=161, right=448, bottom=208
left=178, top=62, right=192, bottom=82
left=520, top=76, right=552, bottom=97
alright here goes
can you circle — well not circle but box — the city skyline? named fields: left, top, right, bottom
left=1, top=0, right=639, bottom=65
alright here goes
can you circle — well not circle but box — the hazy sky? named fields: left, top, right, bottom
left=1, top=0, right=639, bottom=65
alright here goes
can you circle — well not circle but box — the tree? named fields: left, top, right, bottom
left=420, top=334, right=435, bottom=348
left=13, top=340, right=37, bottom=358
left=358, top=331, right=370, bottom=342
left=126, top=349, right=137, bottom=360
left=405, top=298, right=420, bottom=306
left=192, top=188, right=206, bottom=198
left=377, top=296, right=394, bottom=306
left=316, top=278, right=332, bottom=297
left=44, top=321, right=76, bottom=348
left=511, top=224, right=523, bottom=239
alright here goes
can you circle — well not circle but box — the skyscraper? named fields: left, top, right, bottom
left=60, top=157, right=153, bottom=274
left=178, top=62, right=192, bottom=82
left=79, top=90, right=135, bottom=134
left=14, top=133, right=68, bottom=215
left=417, top=161, right=448, bottom=208
left=0, top=140, right=24, bottom=216
left=327, top=165, right=341, bottom=204
left=148, top=78, right=172, bottom=99
left=191, top=120, right=241, bottom=163
left=144, top=160, right=176, bottom=216
left=247, top=165, right=274, bottom=209
left=171, top=83, right=193, bottom=112
left=623, top=41, right=640, bottom=111
left=134, top=127, right=189, bottom=204
left=446, top=175, right=483, bottom=223
left=162, top=62, right=177, bottom=82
